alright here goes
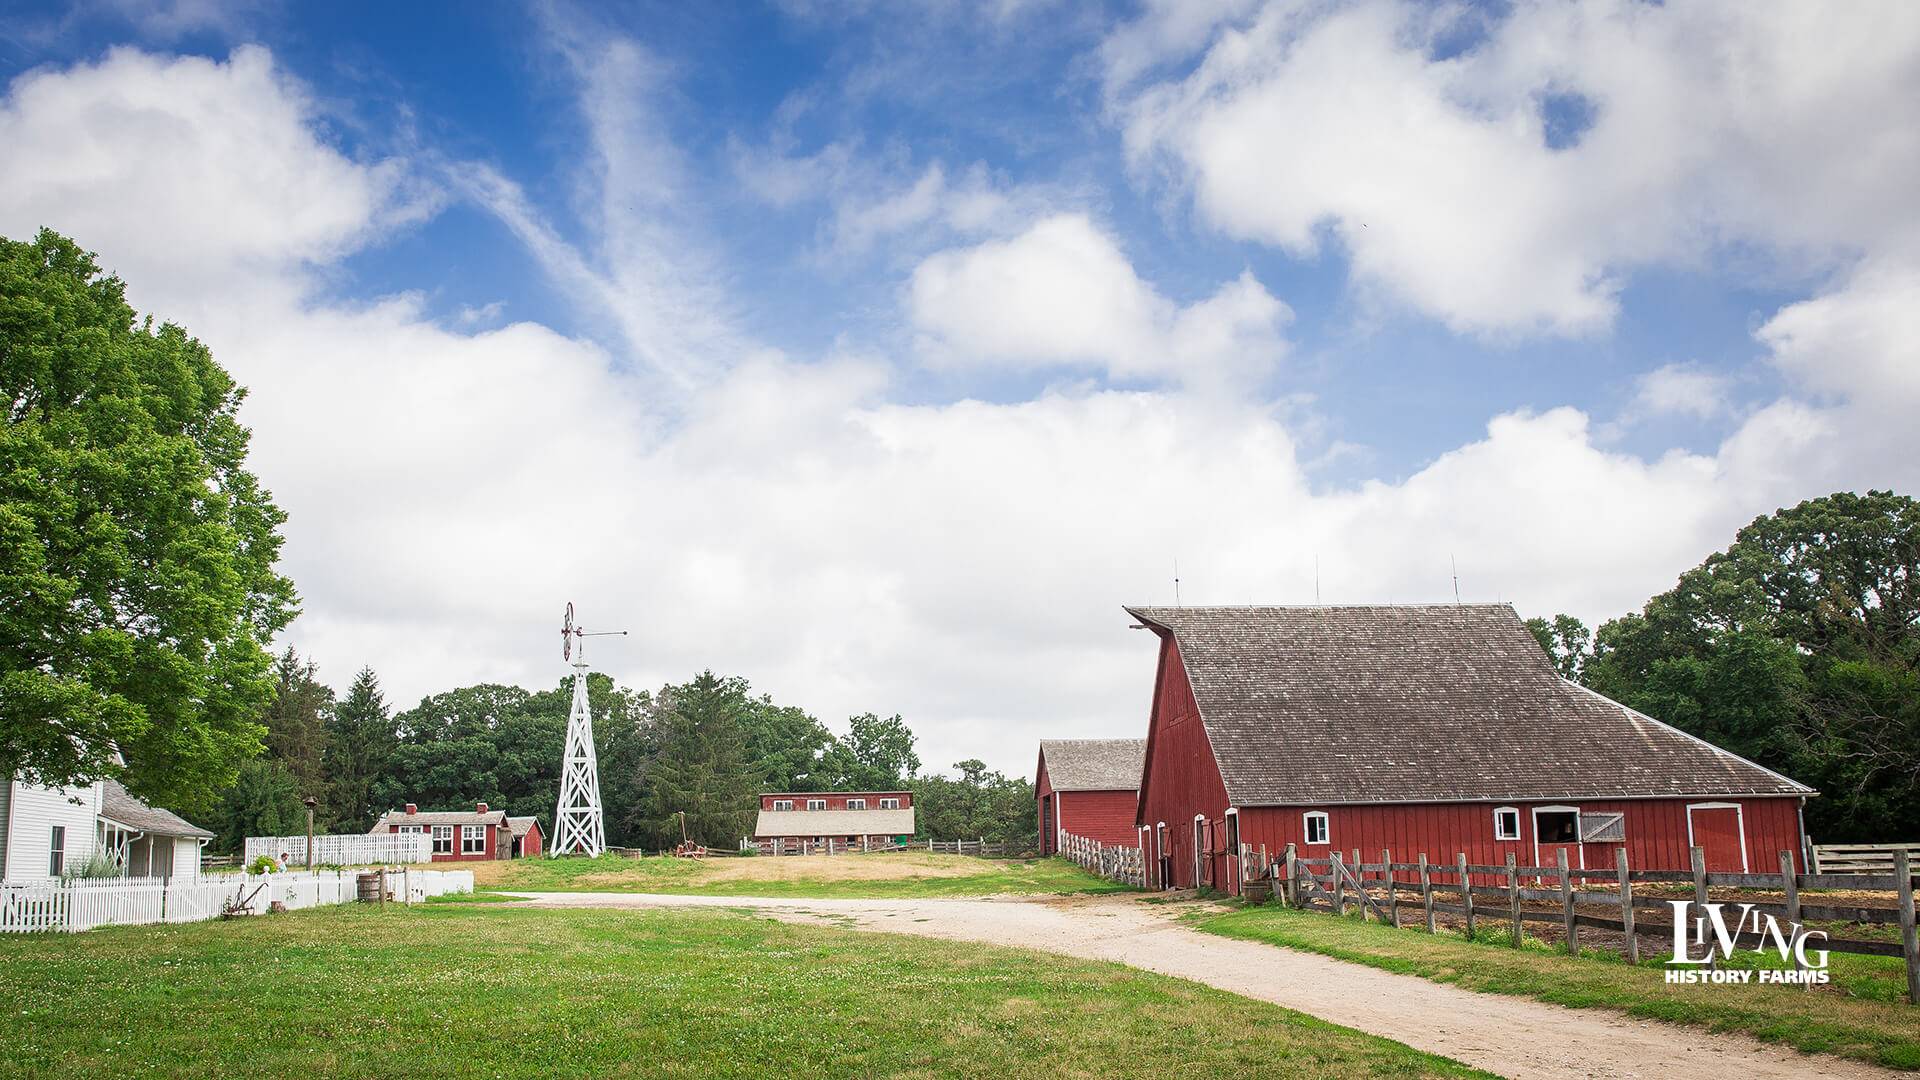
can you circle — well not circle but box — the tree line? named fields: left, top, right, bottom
left=1526, top=490, right=1920, bottom=843
left=209, top=662, right=1037, bottom=854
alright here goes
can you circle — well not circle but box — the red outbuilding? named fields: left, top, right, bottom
left=1127, top=604, right=1816, bottom=895
left=369, top=802, right=538, bottom=861
left=1035, top=738, right=1144, bottom=854
left=752, top=792, right=916, bottom=850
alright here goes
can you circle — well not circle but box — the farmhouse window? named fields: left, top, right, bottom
left=461, top=825, right=486, bottom=854
left=397, top=824, right=425, bottom=835
left=1493, top=807, right=1521, bottom=841
left=807, top=799, right=827, bottom=811
left=431, top=826, right=455, bottom=854
left=772, top=800, right=794, bottom=811
left=879, top=798, right=900, bottom=809
left=845, top=799, right=866, bottom=810
left=1302, top=811, right=1329, bottom=845
left=1535, top=809, right=1579, bottom=844
left=49, top=825, right=66, bottom=877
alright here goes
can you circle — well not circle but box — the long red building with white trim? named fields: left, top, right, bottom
left=1126, top=604, right=1815, bottom=895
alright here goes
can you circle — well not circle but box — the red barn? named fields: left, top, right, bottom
left=1127, top=604, right=1815, bottom=895
left=369, top=802, right=533, bottom=861
left=752, top=792, right=916, bottom=850
left=1035, top=738, right=1145, bottom=854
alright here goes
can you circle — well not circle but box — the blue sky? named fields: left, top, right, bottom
left=2, top=1, right=1915, bottom=776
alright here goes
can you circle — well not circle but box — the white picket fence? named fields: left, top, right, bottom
left=244, top=833, right=431, bottom=865
left=1056, top=830, right=1147, bottom=888
left=0, top=868, right=472, bottom=933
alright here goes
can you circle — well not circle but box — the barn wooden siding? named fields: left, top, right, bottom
left=1056, top=791, right=1143, bottom=848
left=1035, top=757, right=1056, bottom=854
left=1136, top=633, right=1230, bottom=890
left=1238, top=796, right=1804, bottom=887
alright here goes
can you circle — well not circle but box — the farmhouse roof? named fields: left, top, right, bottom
left=507, top=816, right=540, bottom=838
left=367, top=808, right=510, bottom=832
left=1039, top=738, right=1146, bottom=791
left=752, top=807, right=916, bottom=837
left=99, top=779, right=214, bottom=838
left=1125, top=603, right=1814, bottom=806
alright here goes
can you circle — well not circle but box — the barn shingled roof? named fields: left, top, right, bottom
left=752, top=807, right=916, bottom=837
left=1124, top=603, right=1814, bottom=806
left=1039, top=738, right=1146, bottom=791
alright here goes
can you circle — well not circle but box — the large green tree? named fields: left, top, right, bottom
left=1584, top=491, right=1920, bottom=841
left=262, top=648, right=333, bottom=813
left=820, top=712, right=921, bottom=790
left=0, top=229, right=295, bottom=808
left=206, top=758, right=306, bottom=853
left=912, top=759, right=1035, bottom=848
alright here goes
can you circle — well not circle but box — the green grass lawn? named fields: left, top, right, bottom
left=0, top=904, right=1483, bottom=1080
left=469, top=851, right=1132, bottom=898
left=1195, top=903, right=1920, bottom=1071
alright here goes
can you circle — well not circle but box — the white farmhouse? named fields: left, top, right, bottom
left=0, top=774, right=214, bottom=882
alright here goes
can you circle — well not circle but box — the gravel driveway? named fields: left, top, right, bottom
left=501, top=890, right=1890, bottom=1079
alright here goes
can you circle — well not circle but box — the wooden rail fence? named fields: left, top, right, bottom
left=1252, top=843, right=1920, bottom=1004
left=1813, top=842, right=1920, bottom=876
left=1057, top=831, right=1147, bottom=888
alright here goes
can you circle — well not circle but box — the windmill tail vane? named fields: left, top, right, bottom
left=560, top=600, right=627, bottom=665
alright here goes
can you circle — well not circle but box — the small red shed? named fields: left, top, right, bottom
left=369, top=802, right=531, bottom=861
left=1035, top=738, right=1145, bottom=854
left=1126, top=604, right=1816, bottom=895
left=507, top=816, right=544, bottom=858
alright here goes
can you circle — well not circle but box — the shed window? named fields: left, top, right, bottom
left=807, top=799, right=827, bottom=811
left=1302, top=812, right=1329, bottom=846
left=1493, top=807, right=1521, bottom=841
left=49, top=825, right=66, bottom=877
left=431, top=826, right=454, bottom=854
left=772, top=800, right=794, bottom=811
left=879, top=798, right=900, bottom=809
left=461, top=825, right=486, bottom=854
left=846, top=798, right=866, bottom=810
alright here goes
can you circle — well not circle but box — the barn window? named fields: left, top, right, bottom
left=461, top=825, right=486, bottom=854
left=846, top=799, right=867, bottom=810
left=807, top=799, right=827, bottom=811
left=772, top=799, right=794, bottom=811
left=1535, top=809, right=1579, bottom=844
left=1302, top=812, right=1329, bottom=845
left=1493, top=807, right=1521, bottom=841
left=397, top=824, right=425, bottom=835
left=49, top=825, right=66, bottom=877
left=431, top=825, right=454, bottom=854
left=1580, top=812, right=1625, bottom=843
left=879, top=798, right=900, bottom=809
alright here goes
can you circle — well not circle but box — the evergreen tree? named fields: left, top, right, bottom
left=631, top=671, right=758, bottom=848
left=207, top=758, right=306, bottom=853
left=262, top=648, right=333, bottom=812
left=324, top=667, right=394, bottom=831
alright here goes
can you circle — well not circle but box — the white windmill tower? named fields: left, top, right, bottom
left=551, top=603, right=623, bottom=857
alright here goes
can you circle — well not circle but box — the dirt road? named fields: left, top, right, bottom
left=503, top=890, right=1891, bottom=1080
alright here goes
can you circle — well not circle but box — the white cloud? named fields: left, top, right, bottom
left=908, top=213, right=1291, bottom=385
left=1114, top=0, right=1920, bottom=337
left=1758, top=258, right=1920, bottom=411
left=1631, top=364, right=1733, bottom=421
left=6, top=35, right=1919, bottom=784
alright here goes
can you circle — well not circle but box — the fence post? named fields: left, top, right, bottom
left=1896, top=848, right=1918, bottom=1006
left=1331, top=851, right=1346, bottom=916
left=1557, top=848, right=1576, bottom=955
left=1419, top=854, right=1433, bottom=933
left=1506, top=853, right=1521, bottom=949
left=1283, top=843, right=1297, bottom=907
left=1383, top=849, right=1396, bottom=928
left=1618, top=847, right=1637, bottom=964
left=1456, top=853, right=1474, bottom=938
left=1690, top=846, right=1711, bottom=970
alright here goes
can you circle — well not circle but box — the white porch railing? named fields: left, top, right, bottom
left=0, top=869, right=473, bottom=933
